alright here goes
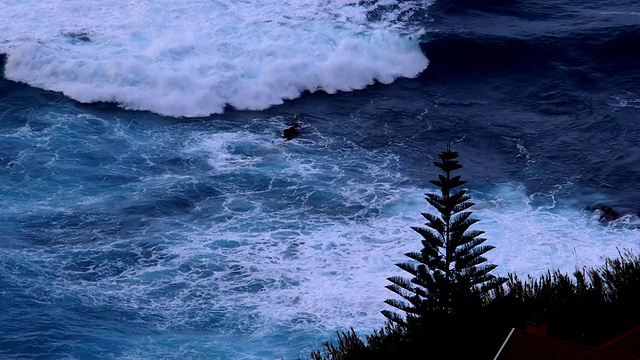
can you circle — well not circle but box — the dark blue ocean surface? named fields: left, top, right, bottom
left=1, top=0, right=639, bottom=359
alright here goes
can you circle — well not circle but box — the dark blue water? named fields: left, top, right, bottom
left=1, top=0, right=639, bottom=359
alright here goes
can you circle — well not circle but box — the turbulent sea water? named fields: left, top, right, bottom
left=1, top=0, right=639, bottom=358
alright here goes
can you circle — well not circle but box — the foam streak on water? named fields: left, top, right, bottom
left=0, top=0, right=428, bottom=117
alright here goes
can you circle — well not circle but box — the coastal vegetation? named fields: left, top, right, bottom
left=311, top=147, right=640, bottom=359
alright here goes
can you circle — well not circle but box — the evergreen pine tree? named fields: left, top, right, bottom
left=383, top=145, right=506, bottom=325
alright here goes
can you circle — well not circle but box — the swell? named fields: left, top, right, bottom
left=420, top=26, right=640, bottom=77
left=423, top=0, right=640, bottom=77
left=429, top=0, right=638, bottom=20
left=409, top=0, right=640, bottom=216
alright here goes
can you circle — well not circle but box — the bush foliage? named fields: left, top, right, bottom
left=311, top=251, right=640, bottom=359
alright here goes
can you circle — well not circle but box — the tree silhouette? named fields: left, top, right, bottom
left=383, top=145, right=506, bottom=325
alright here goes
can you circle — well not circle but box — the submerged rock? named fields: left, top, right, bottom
left=586, top=204, right=634, bottom=223
left=598, top=206, right=620, bottom=222
left=283, top=123, right=301, bottom=140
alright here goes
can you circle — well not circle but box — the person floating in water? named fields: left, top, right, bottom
left=283, top=123, right=301, bottom=140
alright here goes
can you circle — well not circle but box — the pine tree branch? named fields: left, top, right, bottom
left=381, top=310, right=408, bottom=327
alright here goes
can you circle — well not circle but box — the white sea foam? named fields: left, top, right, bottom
left=474, top=183, right=640, bottom=277
left=4, top=113, right=638, bottom=358
left=0, top=0, right=429, bottom=117
left=30, top=181, right=639, bottom=359
left=29, top=129, right=640, bottom=355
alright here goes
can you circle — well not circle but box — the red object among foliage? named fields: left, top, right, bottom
left=495, top=326, right=640, bottom=359
left=598, top=325, right=640, bottom=358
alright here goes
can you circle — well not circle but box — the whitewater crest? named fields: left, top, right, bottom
left=0, top=0, right=430, bottom=117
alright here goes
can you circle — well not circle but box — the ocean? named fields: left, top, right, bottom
left=1, top=0, right=639, bottom=358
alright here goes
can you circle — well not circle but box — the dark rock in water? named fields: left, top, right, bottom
left=586, top=203, right=624, bottom=223
left=283, top=123, right=301, bottom=140
left=64, top=31, right=92, bottom=43
left=586, top=204, right=621, bottom=222
left=598, top=206, right=620, bottom=222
